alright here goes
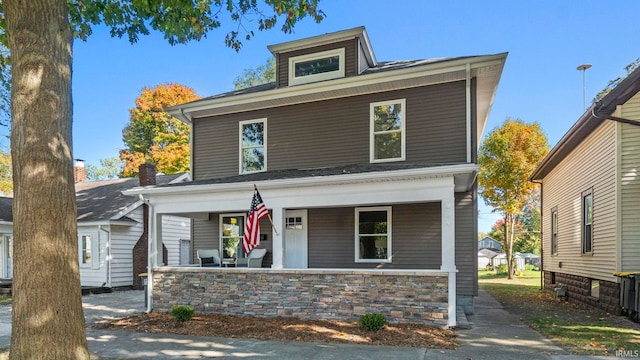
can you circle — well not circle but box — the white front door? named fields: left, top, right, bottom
left=284, top=209, right=308, bottom=268
left=180, top=239, right=192, bottom=265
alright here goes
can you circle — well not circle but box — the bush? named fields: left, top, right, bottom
left=495, top=264, right=508, bottom=275
left=525, top=263, right=539, bottom=271
left=358, top=313, right=386, bottom=331
left=171, top=305, right=195, bottom=322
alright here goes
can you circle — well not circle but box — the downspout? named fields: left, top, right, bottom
left=465, top=62, right=472, bottom=163
left=592, top=108, right=640, bottom=126
left=180, top=107, right=195, bottom=179
left=139, top=194, right=154, bottom=313
left=98, top=225, right=111, bottom=288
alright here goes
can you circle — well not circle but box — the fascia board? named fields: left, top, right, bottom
left=168, top=53, right=507, bottom=121
left=267, top=26, right=366, bottom=54
left=124, top=163, right=478, bottom=197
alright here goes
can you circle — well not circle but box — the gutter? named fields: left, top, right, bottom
left=592, top=107, right=640, bottom=126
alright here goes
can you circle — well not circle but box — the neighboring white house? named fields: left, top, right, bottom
left=0, top=162, right=192, bottom=288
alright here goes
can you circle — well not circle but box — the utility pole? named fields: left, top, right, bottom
left=577, top=64, right=592, bottom=111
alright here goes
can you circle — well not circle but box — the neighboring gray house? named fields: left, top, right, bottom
left=0, top=162, right=192, bottom=288
left=127, top=26, right=507, bottom=327
left=531, top=65, right=640, bottom=313
left=478, top=248, right=500, bottom=269
left=478, top=236, right=502, bottom=251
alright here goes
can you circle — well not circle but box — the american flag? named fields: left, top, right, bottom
left=242, top=188, right=269, bottom=254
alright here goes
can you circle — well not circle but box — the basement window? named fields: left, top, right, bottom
left=590, top=279, right=600, bottom=299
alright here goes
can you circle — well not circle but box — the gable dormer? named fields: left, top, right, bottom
left=267, top=26, right=376, bottom=88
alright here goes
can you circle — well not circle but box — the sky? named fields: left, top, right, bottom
left=11, top=0, right=638, bottom=233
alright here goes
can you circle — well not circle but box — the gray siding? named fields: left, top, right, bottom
left=276, top=39, right=358, bottom=88
left=193, top=81, right=467, bottom=180
left=455, top=189, right=477, bottom=297
left=307, top=203, right=442, bottom=269
left=192, top=214, right=273, bottom=267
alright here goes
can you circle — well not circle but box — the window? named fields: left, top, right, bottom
left=239, top=119, right=266, bottom=174
left=582, top=189, right=593, bottom=254
left=286, top=217, right=303, bottom=230
left=370, top=99, right=406, bottom=162
left=355, top=207, right=392, bottom=263
left=551, top=207, right=558, bottom=255
left=81, top=235, right=91, bottom=264
left=220, top=214, right=245, bottom=259
left=288, top=48, right=345, bottom=86
left=590, top=279, right=600, bottom=299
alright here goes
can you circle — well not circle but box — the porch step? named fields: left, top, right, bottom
left=81, top=286, right=112, bottom=296
left=456, top=305, right=471, bottom=329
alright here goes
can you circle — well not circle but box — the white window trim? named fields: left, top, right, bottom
left=288, top=48, right=345, bottom=86
left=239, top=118, right=267, bottom=175
left=79, top=232, right=99, bottom=269
left=219, top=213, right=246, bottom=259
left=582, top=188, right=593, bottom=255
left=354, top=206, right=392, bottom=263
left=551, top=207, right=558, bottom=256
left=370, top=98, right=406, bottom=163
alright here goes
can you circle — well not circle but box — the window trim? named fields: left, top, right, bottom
left=551, top=207, right=558, bottom=256
left=79, top=232, right=99, bottom=269
left=581, top=188, right=593, bottom=255
left=239, top=118, right=267, bottom=175
left=370, top=99, right=406, bottom=163
left=354, top=206, right=392, bottom=263
left=288, top=48, right=346, bottom=86
left=219, top=213, right=246, bottom=259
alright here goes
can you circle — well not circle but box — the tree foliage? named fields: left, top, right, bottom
left=594, top=57, right=640, bottom=102
left=2, top=1, right=324, bottom=357
left=233, top=57, right=275, bottom=90
left=121, top=83, right=199, bottom=177
left=478, top=118, right=549, bottom=278
left=0, top=148, right=11, bottom=195
left=86, top=157, right=125, bottom=180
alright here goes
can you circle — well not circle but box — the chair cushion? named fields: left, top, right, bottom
left=201, top=257, right=217, bottom=266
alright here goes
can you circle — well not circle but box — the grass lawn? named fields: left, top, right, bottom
left=479, top=270, right=640, bottom=356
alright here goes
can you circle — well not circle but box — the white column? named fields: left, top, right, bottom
left=441, top=195, right=457, bottom=327
left=271, top=207, right=284, bottom=269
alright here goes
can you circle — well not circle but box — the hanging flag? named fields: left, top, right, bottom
left=242, top=188, right=269, bottom=254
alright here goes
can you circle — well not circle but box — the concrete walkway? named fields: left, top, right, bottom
left=0, top=289, right=625, bottom=359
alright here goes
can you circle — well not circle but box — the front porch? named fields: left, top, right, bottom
left=153, top=267, right=450, bottom=326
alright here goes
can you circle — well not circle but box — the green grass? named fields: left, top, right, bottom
left=479, top=270, right=640, bottom=355
left=0, top=295, right=10, bottom=306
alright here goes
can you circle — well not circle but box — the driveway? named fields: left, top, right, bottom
left=0, top=289, right=146, bottom=347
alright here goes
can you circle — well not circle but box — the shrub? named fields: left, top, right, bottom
left=358, top=313, right=386, bottom=332
left=495, top=264, right=508, bottom=275
left=525, top=263, right=539, bottom=271
left=171, top=305, right=195, bottom=322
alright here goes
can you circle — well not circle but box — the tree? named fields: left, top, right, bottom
left=0, top=148, right=11, bottom=195
left=3, top=1, right=324, bottom=358
left=233, top=57, right=276, bottom=90
left=120, top=83, right=199, bottom=177
left=594, top=57, right=640, bottom=102
left=478, top=118, right=549, bottom=279
left=86, top=157, right=125, bottom=180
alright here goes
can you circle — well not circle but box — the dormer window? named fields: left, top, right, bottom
left=288, top=48, right=345, bottom=86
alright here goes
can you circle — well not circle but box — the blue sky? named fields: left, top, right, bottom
left=21, top=0, right=639, bottom=233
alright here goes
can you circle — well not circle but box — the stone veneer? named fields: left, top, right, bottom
left=152, top=267, right=449, bottom=326
left=544, top=271, right=621, bottom=314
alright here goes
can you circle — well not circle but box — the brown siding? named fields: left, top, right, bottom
left=455, top=189, right=477, bottom=297
left=192, top=81, right=467, bottom=180
left=307, top=203, right=442, bottom=269
left=276, top=39, right=358, bottom=88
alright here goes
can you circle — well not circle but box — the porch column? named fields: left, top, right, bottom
left=271, top=207, right=284, bottom=269
left=441, top=195, right=457, bottom=327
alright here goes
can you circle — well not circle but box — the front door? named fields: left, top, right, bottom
left=284, top=209, right=308, bottom=268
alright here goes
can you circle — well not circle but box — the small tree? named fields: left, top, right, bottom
left=233, top=57, right=275, bottom=90
left=86, top=157, right=125, bottom=180
left=478, top=118, right=549, bottom=279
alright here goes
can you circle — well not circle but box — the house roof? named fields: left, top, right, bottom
left=0, top=174, right=187, bottom=224
left=478, top=248, right=501, bottom=258
left=531, top=66, right=640, bottom=181
left=76, top=174, right=185, bottom=223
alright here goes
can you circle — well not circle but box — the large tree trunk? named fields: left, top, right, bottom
left=5, top=1, right=90, bottom=358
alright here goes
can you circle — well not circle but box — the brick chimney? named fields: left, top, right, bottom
left=138, top=163, right=156, bottom=186
left=73, top=159, right=87, bottom=183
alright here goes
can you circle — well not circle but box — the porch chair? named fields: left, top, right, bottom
left=236, top=248, right=267, bottom=268
left=197, top=249, right=221, bottom=267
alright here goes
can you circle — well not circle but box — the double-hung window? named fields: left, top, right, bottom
left=288, top=48, right=345, bottom=86
left=551, top=207, right=558, bottom=255
left=239, top=119, right=266, bottom=174
left=220, top=214, right=245, bottom=259
left=79, top=233, right=99, bottom=269
left=370, top=99, right=406, bottom=162
left=582, top=189, right=593, bottom=254
left=355, top=207, right=392, bottom=263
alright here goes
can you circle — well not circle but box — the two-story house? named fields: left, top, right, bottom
left=128, top=27, right=507, bottom=327
left=531, top=65, right=640, bottom=314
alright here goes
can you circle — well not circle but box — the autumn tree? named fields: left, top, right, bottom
left=233, top=57, right=276, bottom=90
left=0, top=148, right=11, bottom=195
left=120, top=83, right=199, bottom=177
left=478, top=118, right=549, bottom=279
left=86, top=157, right=125, bottom=180
left=3, top=1, right=324, bottom=358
